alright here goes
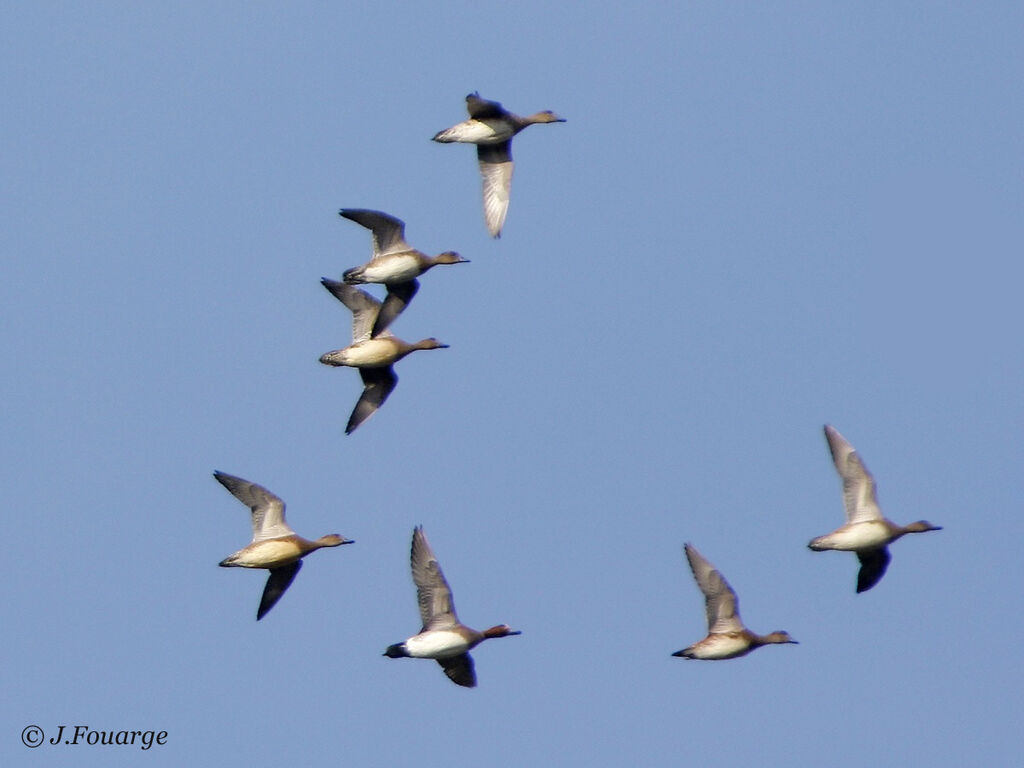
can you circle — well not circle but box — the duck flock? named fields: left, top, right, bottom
left=213, top=93, right=941, bottom=686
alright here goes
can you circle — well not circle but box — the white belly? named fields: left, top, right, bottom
left=436, top=119, right=512, bottom=144
left=361, top=255, right=421, bottom=284
left=231, top=539, right=301, bottom=568
left=812, top=521, right=891, bottom=551
left=404, top=630, right=471, bottom=659
left=691, top=634, right=753, bottom=660
left=337, top=339, right=399, bottom=367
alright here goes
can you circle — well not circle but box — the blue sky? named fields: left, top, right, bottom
left=2, top=2, right=1022, bottom=766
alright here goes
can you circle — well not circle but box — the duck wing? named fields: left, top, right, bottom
left=257, top=560, right=302, bottom=620
left=465, top=92, right=508, bottom=120
left=213, top=471, right=295, bottom=542
left=477, top=142, right=513, bottom=238
left=855, top=547, right=891, bottom=593
left=411, top=526, right=459, bottom=630
left=438, top=653, right=477, bottom=687
left=346, top=366, right=397, bottom=434
left=684, top=543, right=745, bottom=634
left=321, top=278, right=383, bottom=342
left=825, top=424, right=883, bottom=525
left=373, top=279, right=420, bottom=338
left=339, top=209, right=410, bottom=257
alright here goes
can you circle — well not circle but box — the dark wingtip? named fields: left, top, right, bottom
left=855, top=578, right=876, bottom=593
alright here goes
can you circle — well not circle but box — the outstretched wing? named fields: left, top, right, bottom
left=856, top=548, right=891, bottom=593
left=346, top=367, right=398, bottom=434
left=411, top=526, right=458, bottom=630
left=321, top=278, right=383, bottom=342
left=213, top=471, right=294, bottom=542
left=373, top=279, right=420, bottom=338
left=825, top=425, right=882, bottom=525
left=465, top=92, right=508, bottom=120
left=438, top=653, right=476, bottom=687
left=339, top=209, right=409, bottom=256
left=477, top=143, right=513, bottom=238
left=684, top=543, right=744, bottom=634
left=257, top=560, right=303, bottom=620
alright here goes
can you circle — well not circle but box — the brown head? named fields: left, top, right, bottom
left=410, top=338, right=450, bottom=352
left=903, top=520, right=942, bottom=534
left=481, top=624, right=522, bottom=639
left=316, top=534, right=355, bottom=548
left=760, top=631, right=798, bottom=646
left=526, top=110, right=566, bottom=125
left=432, top=251, right=469, bottom=266
left=390, top=337, right=449, bottom=362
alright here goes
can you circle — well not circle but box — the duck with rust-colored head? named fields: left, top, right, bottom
left=214, top=471, right=353, bottom=620
left=433, top=92, right=565, bottom=238
left=673, top=543, right=797, bottom=660
left=809, top=424, right=942, bottom=592
left=384, top=526, right=520, bottom=687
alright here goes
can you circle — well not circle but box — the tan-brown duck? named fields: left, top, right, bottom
left=214, top=471, right=353, bottom=620
left=673, top=543, right=796, bottom=660
left=339, top=209, right=468, bottom=337
left=319, top=279, right=448, bottom=434
left=433, top=92, right=565, bottom=237
left=809, top=424, right=942, bottom=592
